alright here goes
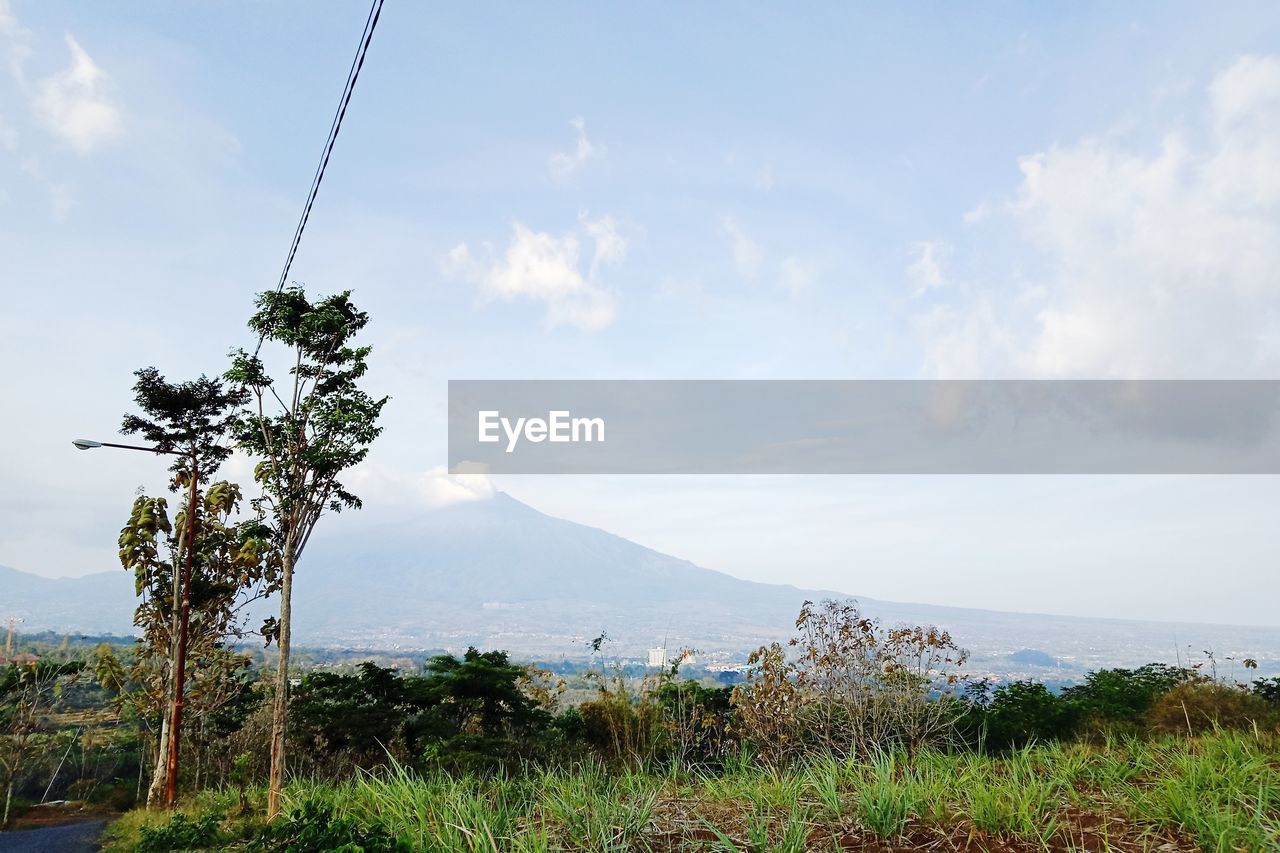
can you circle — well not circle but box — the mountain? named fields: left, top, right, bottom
left=4, top=493, right=1278, bottom=675
left=283, top=492, right=830, bottom=655
left=1, top=564, right=137, bottom=636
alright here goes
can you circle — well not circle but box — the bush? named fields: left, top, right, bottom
left=1146, top=681, right=1272, bottom=735
left=655, top=680, right=734, bottom=765
left=136, top=812, right=225, bottom=852
left=60, top=776, right=137, bottom=811
left=1252, top=676, right=1280, bottom=708
left=964, top=681, right=1078, bottom=750
left=250, top=800, right=408, bottom=853
left=579, top=680, right=662, bottom=764
left=1062, top=664, right=1189, bottom=726
left=731, top=600, right=969, bottom=765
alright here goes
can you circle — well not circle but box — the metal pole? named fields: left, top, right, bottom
left=163, top=454, right=197, bottom=809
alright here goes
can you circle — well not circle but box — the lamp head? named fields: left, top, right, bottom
left=72, top=439, right=103, bottom=450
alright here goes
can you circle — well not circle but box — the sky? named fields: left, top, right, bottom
left=1, top=1, right=1279, bottom=626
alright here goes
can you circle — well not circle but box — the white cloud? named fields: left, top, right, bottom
left=778, top=256, right=816, bottom=295
left=33, top=35, right=121, bottom=153
left=918, top=55, right=1280, bottom=378
left=548, top=116, right=601, bottom=181
left=348, top=464, right=494, bottom=511
left=722, top=216, right=763, bottom=279
left=962, top=201, right=990, bottom=224
left=581, top=212, right=626, bottom=278
left=913, top=299, right=1018, bottom=379
left=907, top=241, right=950, bottom=296
left=443, top=215, right=625, bottom=331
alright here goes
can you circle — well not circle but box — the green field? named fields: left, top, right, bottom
left=104, top=729, right=1278, bottom=853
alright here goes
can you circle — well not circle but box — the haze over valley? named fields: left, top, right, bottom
left=6, top=493, right=1276, bottom=680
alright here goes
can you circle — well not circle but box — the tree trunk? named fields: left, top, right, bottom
left=136, top=739, right=145, bottom=804
left=266, top=550, right=294, bottom=820
left=148, top=524, right=185, bottom=809
left=146, top=715, right=170, bottom=808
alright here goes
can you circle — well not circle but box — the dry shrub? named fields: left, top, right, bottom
left=578, top=672, right=662, bottom=764
left=730, top=642, right=800, bottom=767
left=732, top=600, right=969, bottom=765
left=1147, top=681, right=1272, bottom=735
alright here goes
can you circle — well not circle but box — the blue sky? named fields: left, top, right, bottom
left=2, top=1, right=1279, bottom=625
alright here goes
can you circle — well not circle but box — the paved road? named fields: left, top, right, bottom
left=0, top=819, right=107, bottom=853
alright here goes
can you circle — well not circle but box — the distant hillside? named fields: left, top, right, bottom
left=1, top=564, right=136, bottom=635
left=4, top=493, right=1277, bottom=675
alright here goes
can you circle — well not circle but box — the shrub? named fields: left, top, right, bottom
left=136, top=812, right=225, bottom=852
left=1252, top=676, right=1280, bottom=708
left=290, top=662, right=410, bottom=772
left=1146, top=681, right=1272, bottom=735
left=730, top=642, right=801, bottom=767
left=732, top=600, right=969, bottom=765
left=578, top=676, right=662, bottom=764
left=250, top=800, right=409, bottom=853
left=655, top=680, right=735, bottom=765
left=965, top=681, right=1078, bottom=750
left=1062, top=664, right=1190, bottom=726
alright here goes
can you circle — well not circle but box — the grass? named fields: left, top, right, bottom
left=102, top=729, right=1280, bottom=852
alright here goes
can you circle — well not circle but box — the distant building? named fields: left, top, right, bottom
left=647, top=646, right=667, bottom=667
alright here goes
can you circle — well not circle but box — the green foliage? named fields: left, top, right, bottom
left=121, top=366, right=248, bottom=486
left=290, top=651, right=561, bottom=775
left=654, top=680, right=734, bottom=766
left=250, top=800, right=409, bottom=853
left=1, top=659, right=86, bottom=825
left=291, top=662, right=410, bottom=767
left=412, top=649, right=555, bottom=772
left=1252, top=676, right=1280, bottom=708
left=578, top=676, right=662, bottom=766
left=102, top=729, right=1280, bottom=852
left=226, top=286, right=387, bottom=815
left=1062, top=663, right=1191, bottom=725
left=136, top=812, right=224, bottom=852
left=225, top=287, right=388, bottom=529
left=963, top=680, right=1079, bottom=750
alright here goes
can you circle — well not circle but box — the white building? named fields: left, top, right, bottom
left=647, top=646, right=667, bottom=667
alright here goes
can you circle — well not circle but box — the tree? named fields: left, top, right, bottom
left=107, top=481, right=277, bottom=805
left=115, top=368, right=256, bottom=807
left=226, top=287, right=387, bottom=818
left=408, top=649, right=554, bottom=773
left=0, top=660, right=85, bottom=826
left=290, top=662, right=409, bottom=773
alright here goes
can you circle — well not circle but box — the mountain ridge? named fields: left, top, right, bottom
left=3, top=493, right=1277, bottom=674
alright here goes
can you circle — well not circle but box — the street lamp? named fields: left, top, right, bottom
left=72, top=438, right=197, bottom=810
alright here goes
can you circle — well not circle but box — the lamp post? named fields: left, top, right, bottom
left=73, top=438, right=197, bottom=810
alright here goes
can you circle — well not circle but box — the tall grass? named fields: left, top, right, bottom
left=103, top=730, right=1280, bottom=852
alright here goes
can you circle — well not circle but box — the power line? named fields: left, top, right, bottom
left=255, top=0, right=386, bottom=357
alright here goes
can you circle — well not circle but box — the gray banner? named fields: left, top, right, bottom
left=447, top=380, right=1280, bottom=474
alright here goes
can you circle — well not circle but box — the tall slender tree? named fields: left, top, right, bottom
left=226, top=286, right=386, bottom=818
left=106, top=481, right=278, bottom=806
left=117, top=369, right=250, bottom=806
